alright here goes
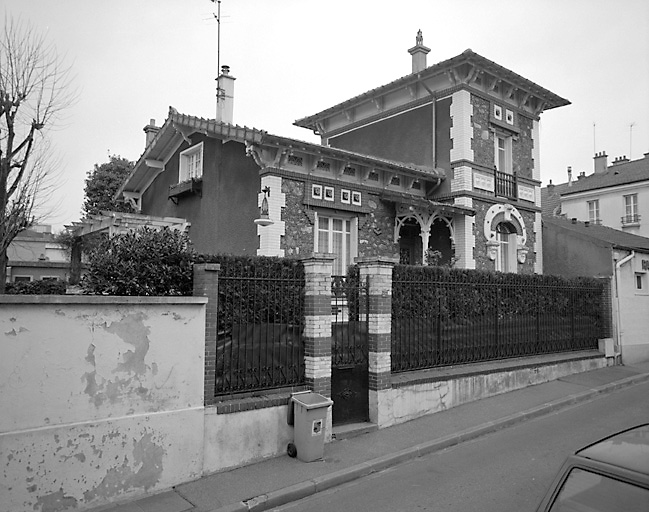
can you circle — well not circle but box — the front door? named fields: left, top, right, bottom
left=331, top=275, right=369, bottom=425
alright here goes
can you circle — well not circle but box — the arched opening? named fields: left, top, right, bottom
left=428, top=219, right=453, bottom=266
left=398, top=218, right=421, bottom=264
left=495, top=221, right=517, bottom=272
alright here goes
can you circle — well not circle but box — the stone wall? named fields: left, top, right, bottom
left=358, top=194, right=399, bottom=260
left=472, top=199, right=537, bottom=273
left=279, top=176, right=399, bottom=262
left=470, top=93, right=536, bottom=180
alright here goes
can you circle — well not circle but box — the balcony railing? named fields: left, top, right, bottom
left=621, top=214, right=641, bottom=225
left=495, top=170, right=517, bottom=200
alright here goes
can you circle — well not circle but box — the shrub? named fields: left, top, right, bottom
left=5, top=280, right=67, bottom=295
left=82, top=227, right=195, bottom=296
left=195, top=254, right=305, bottom=330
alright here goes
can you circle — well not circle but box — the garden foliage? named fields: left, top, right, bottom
left=196, top=254, right=305, bottom=332
left=5, top=280, right=66, bottom=295
left=392, top=264, right=605, bottom=322
left=82, top=227, right=195, bottom=296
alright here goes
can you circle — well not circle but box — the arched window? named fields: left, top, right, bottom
left=496, top=222, right=517, bottom=273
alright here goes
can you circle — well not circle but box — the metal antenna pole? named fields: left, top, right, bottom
left=630, top=122, right=635, bottom=159
left=211, top=0, right=222, bottom=118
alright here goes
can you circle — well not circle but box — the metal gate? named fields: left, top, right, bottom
left=331, top=274, right=369, bottom=425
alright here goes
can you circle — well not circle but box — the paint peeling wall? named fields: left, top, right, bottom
left=0, top=296, right=207, bottom=512
left=203, top=406, right=294, bottom=474
left=382, top=357, right=606, bottom=427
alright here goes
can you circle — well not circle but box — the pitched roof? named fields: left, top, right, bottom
left=561, top=155, right=649, bottom=196
left=541, top=182, right=571, bottom=216
left=119, top=108, right=445, bottom=196
left=295, top=49, right=570, bottom=130
left=543, top=215, right=649, bottom=252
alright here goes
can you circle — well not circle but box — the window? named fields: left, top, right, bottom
left=587, top=200, right=600, bottom=223
left=494, top=134, right=512, bottom=174
left=41, top=276, right=58, bottom=281
left=495, top=222, right=517, bottom=273
left=13, top=276, right=32, bottom=282
left=548, top=468, right=649, bottom=512
left=179, top=142, right=204, bottom=182
left=622, top=194, right=639, bottom=224
left=636, top=273, right=645, bottom=291
left=315, top=214, right=358, bottom=275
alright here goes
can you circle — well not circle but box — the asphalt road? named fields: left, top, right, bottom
left=276, top=380, right=649, bottom=512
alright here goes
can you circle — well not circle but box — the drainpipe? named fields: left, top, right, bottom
left=614, top=250, right=634, bottom=363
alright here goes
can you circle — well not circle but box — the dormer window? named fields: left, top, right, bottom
left=179, top=142, right=204, bottom=182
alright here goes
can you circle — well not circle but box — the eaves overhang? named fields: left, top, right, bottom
left=294, top=49, right=570, bottom=133
left=259, top=133, right=444, bottom=181
left=381, top=190, right=475, bottom=217
left=117, top=107, right=267, bottom=199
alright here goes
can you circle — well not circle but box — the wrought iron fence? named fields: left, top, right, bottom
left=391, top=271, right=604, bottom=373
left=331, top=274, right=369, bottom=368
left=215, top=264, right=305, bottom=395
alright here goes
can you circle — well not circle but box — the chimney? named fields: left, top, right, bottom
left=408, top=29, right=431, bottom=74
left=547, top=179, right=555, bottom=192
left=577, top=171, right=586, bottom=180
left=567, top=166, right=573, bottom=186
left=143, top=119, right=160, bottom=148
left=612, top=155, right=630, bottom=165
left=593, top=151, right=608, bottom=174
left=216, top=65, right=235, bottom=124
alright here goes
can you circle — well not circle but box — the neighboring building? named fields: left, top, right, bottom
left=118, top=33, right=569, bottom=274
left=6, top=225, right=70, bottom=282
left=544, top=216, right=649, bottom=364
left=543, top=151, right=649, bottom=237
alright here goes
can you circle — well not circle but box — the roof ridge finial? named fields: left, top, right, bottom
left=416, top=29, right=423, bottom=46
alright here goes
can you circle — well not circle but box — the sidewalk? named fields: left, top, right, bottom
left=99, top=362, right=649, bottom=512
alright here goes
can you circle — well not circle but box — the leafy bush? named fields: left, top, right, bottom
left=392, top=265, right=605, bottom=322
left=82, top=227, right=195, bottom=296
left=196, top=254, right=305, bottom=330
left=5, top=280, right=67, bottom=295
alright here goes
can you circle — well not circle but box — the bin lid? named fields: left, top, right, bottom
left=292, top=392, right=333, bottom=409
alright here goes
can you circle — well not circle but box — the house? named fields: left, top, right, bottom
left=5, top=225, right=70, bottom=283
left=544, top=215, right=649, bottom=364
left=543, top=151, right=649, bottom=237
left=118, top=33, right=570, bottom=274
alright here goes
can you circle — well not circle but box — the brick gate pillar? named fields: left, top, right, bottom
left=301, top=254, right=335, bottom=397
left=357, top=257, right=397, bottom=427
left=193, top=263, right=220, bottom=406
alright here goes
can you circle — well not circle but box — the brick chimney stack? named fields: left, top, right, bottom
left=408, top=29, right=431, bottom=73
left=593, top=151, right=608, bottom=174
left=143, top=119, right=160, bottom=148
left=216, top=65, right=235, bottom=124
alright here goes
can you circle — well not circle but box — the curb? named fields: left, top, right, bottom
left=211, top=371, right=649, bottom=512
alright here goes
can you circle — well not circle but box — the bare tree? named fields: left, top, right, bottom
left=0, top=15, right=74, bottom=291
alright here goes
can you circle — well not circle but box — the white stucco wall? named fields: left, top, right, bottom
left=203, top=406, right=294, bottom=474
left=561, top=182, right=649, bottom=238
left=614, top=252, right=649, bottom=364
left=0, top=296, right=207, bottom=512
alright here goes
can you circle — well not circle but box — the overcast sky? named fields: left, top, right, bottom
left=4, top=0, right=649, bottom=231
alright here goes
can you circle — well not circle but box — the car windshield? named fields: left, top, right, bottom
left=549, top=468, right=649, bottom=512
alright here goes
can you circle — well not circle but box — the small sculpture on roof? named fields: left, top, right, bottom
left=416, top=29, right=423, bottom=46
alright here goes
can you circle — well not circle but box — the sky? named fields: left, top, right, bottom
left=3, top=0, right=649, bottom=232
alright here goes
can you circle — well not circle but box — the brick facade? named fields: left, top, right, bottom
left=301, top=254, right=335, bottom=397
left=193, top=263, right=220, bottom=406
